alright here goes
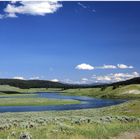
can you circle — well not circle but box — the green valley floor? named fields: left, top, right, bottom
left=0, top=84, right=140, bottom=139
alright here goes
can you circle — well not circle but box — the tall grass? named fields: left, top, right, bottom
left=0, top=100, right=139, bottom=139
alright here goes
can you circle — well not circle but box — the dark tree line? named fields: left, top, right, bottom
left=0, top=77, right=139, bottom=89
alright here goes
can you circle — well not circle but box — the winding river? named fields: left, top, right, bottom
left=0, top=92, right=126, bottom=113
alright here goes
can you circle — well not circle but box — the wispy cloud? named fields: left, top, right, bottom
left=81, top=78, right=88, bottom=81
left=77, top=2, right=96, bottom=13
left=63, top=79, right=88, bottom=84
left=117, top=64, right=134, bottom=69
left=97, top=64, right=133, bottom=69
left=98, top=64, right=117, bottom=69
left=13, top=76, right=25, bottom=80
left=75, top=63, right=94, bottom=70
left=29, top=76, right=40, bottom=80
left=0, top=1, right=62, bottom=19
left=92, top=72, right=139, bottom=83
left=77, top=2, right=87, bottom=9
left=75, top=63, right=134, bottom=70
left=62, top=71, right=139, bottom=84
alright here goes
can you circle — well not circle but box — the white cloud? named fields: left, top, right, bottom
left=117, top=64, right=134, bottom=69
left=0, top=1, right=62, bottom=19
left=13, top=76, right=25, bottom=80
left=92, top=71, right=139, bottom=83
left=10, top=1, right=17, bottom=4
left=6, top=13, right=17, bottom=18
left=81, top=78, right=88, bottom=81
left=75, top=63, right=94, bottom=70
left=77, top=2, right=87, bottom=9
left=133, top=71, right=139, bottom=77
left=62, top=71, right=139, bottom=84
left=62, top=78, right=89, bottom=84
left=75, top=63, right=134, bottom=70
left=29, top=76, right=40, bottom=80
left=99, top=64, right=117, bottom=69
left=97, top=64, right=133, bottom=69
left=96, top=76, right=112, bottom=81
left=51, top=79, right=59, bottom=82
left=113, top=72, right=139, bottom=80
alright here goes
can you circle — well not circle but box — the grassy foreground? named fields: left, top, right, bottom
left=0, top=100, right=139, bottom=139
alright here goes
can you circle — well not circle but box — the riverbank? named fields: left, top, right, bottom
left=0, top=97, right=80, bottom=106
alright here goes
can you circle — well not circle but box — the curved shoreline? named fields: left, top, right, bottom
left=0, top=92, right=126, bottom=113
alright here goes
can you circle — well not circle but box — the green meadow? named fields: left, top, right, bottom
left=0, top=97, right=80, bottom=106
left=0, top=84, right=140, bottom=139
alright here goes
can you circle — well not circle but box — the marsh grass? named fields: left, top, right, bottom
left=0, top=97, right=80, bottom=106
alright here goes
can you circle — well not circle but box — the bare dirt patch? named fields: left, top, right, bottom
left=114, top=130, right=140, bottom=139
left=122, top=90, right=140, bottom=95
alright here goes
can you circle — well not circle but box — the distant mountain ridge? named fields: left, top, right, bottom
left=0, top=77, right=139, bottom=89
left=109, top=77, right=140, bottom=86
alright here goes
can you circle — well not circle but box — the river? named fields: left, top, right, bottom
left=0, top=92, right=126, bottom=113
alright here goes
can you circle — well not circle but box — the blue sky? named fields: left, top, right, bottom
left=0, top=1, right=140, bottom=83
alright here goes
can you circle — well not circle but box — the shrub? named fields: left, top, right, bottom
left=19, top=132, right=32, bottom=139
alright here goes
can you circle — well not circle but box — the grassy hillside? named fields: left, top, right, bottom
left=63, top=84, right=140, bottom=99
left=0, top=85, right=48, bottom=94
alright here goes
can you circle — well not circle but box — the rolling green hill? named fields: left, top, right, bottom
left=0, top=79, right=67, bottom=89
left=0, top=77, right=139, bottom=89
